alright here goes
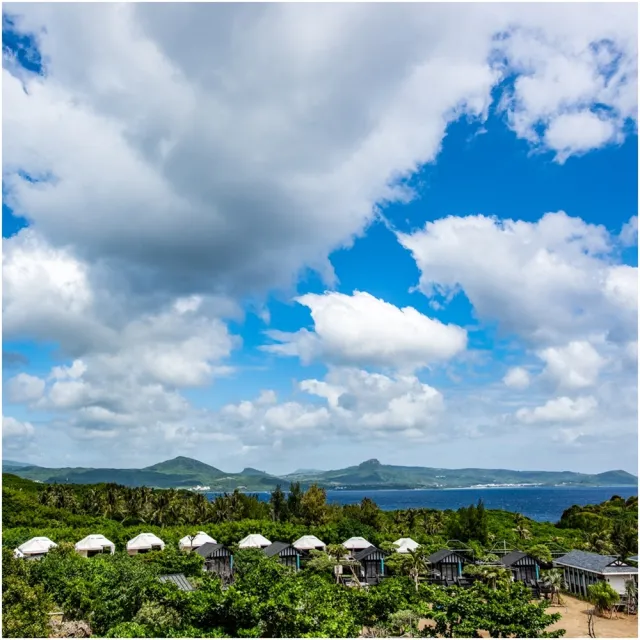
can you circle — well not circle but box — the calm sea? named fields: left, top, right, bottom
left=208, top=486, right=638, bottom=523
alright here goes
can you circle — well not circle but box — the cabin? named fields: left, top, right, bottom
left=159, top=574, right=195, bottom=592
left=179, top=531, right=216, bottom=552
left=427, top=549, right=468, bottom=581
left=554, top=550, right=638, bottom=596
left=263, top=542, right=301, bottom=570
left=126, top=533, right=165, bottom=556
left=238, top=534, right=271, bottom=549
left=293, top=535, right=326, bottom=552
left=75, top=534, right=115, bottom=557
left=499, top=551, right=540, bottom=582
left=342, top=536, right=373, bottom=553
left=353, top=546, right=387, bottom=584
left=393, top=538, right=420, bottom=554
left=14, top=536, right=57, bottom=560
left=196, top=543, right=234, bottom=579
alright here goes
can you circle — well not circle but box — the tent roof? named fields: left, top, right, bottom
left=17, top=536, right=58, bottom=555
left=127, top=533, right=165, bottom=550
left=238, top=534, right=271, bottom=548
left=343, top=536, right=372, bottom=550
left=393, top=538, right=420, bottom=553
left=293, top=535, right=326, bottom=550
left=179, top=532, right=217, bottom=548
left=75, top=534, right=115, bottom=551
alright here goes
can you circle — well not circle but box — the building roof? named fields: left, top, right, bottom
left=179, top=532, right=217, bottom=549
left=393, top=538, right=420, bottom=553
left=428, top=549, right=466, bottom=564
left=159, top=574, right=195, bottom=592
left=238, top=534, right=272, bottom=548
left=126, top=533, right=165, bottom=551
left=353, top=546, right=385, bottom=561
left=263, top=541, right=298, bottom=558
left=75, top=534, right=115, bottom=553
left=500, top=551, right=533, bottom=567
left=555, top=550, right=638, bottom=575
left=16, top=536, right=58, bottom=556
left=628, top=555, right=639, bottom=562
left=195, top=542, right=231, bottom=559
left=343, top=536, right=372, bottom=550
left=293, top=535, right=326, bottom=551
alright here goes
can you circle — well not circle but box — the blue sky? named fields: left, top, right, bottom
left=2, top=4, right=638, bottom=474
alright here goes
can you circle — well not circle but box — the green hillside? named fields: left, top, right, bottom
left=3, top=456, right=637, bottom=490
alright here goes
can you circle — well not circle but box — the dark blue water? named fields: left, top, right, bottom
left=209, top=486, right=637, bottom=523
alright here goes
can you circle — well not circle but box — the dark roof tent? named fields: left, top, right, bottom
left=428, top=549, right=468, bottom=565
left=263, top=542, right=299, bottom=558
left=195, top=543, right=232, bottom=559
left=353, top=546, right=386, bottom=562
left=500, top=551, right=537, bottom=567
left=555, top=550, right=638, bottom=575
left=158, top=574, right=195, bottom=592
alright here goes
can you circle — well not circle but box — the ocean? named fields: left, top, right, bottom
left=208, top=486, right=638, bottom=523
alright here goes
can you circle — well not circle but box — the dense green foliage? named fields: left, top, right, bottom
left=3, top=474, right=636, bottom=637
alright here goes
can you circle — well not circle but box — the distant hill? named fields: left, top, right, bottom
left=4, top=456, right=637, bottom=490
left=2, top=459, right=34, bottom=470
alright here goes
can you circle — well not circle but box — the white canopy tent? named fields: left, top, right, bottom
left=126, top=533, right=165, bottom=555
left=75, top=534, right=116, bottom=557
left=14, top=536, right=57, bottom=558
left=179, top=532, right=217, bottom=551
left=238, top=534, right=272, bottom=549
left=293, top=535, right=326, bottom=552
left=393, top=537, right=420, bottom=554
left=342, top=536, right=373, bottom=552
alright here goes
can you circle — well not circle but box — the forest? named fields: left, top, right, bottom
left=3, top=473, right=638, bottom=638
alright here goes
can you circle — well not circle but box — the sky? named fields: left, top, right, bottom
left=2, top=4, right=638, bottom=475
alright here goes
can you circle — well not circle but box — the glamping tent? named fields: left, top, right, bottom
left=196, top=543, right=234, bottom=579
left=293, top=535, right=327, bottom=552
left=263, top=542, right=302, bottom=570
left=179, top=531, right=217, bottom=551
left=342, top=536, right=373, bottom=553
left=14, top=536, right=57, bottom=559
left=126, top=533, right=165, bottom=556
left=75, top=534, right=115, bottom=557
left=393, top=538, right=420, bottom=554
left=238, top=534, right=271, bottom=549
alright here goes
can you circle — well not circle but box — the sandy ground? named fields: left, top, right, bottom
left=396, top=594, right=638, bottom=638
left=547, top=594, right=638, bottom=639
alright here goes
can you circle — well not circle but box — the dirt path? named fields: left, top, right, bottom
left=547, top=595, right=637, bottom=639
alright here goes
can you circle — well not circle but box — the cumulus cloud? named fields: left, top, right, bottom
left=264, top=291, right=467, bottom=371
left=2, top=415, right=36, bottom=453
left=503, top=367, right=531, bottom=390
left=6, top=373, right=46, bottom=404
left=538, top=341, right=606, bottom=390
left=619, top=216, right=638, bottom=247
left=398, top=211, right=637, bottom=346
left=516, top=396, right=598, bottom=424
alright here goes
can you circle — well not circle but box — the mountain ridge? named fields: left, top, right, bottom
left=3, top=457, right=637, bottom=491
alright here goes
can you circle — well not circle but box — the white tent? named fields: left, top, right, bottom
left=75, top=534, right=116, bottom=557
left=293, top=535, right=327, bottom=551
left=15, top=536, right=57, bottom=558
left=179, top=531, right=217, bottom=551
left=126, top=533, right=165, bottom=555
left=342, top=536, right=373, bottom=551
left=238, top=534, right=272, bottom=549
left=393, top=538, right=420, bottom=554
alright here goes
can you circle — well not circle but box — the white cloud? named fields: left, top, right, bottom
left=3, top=415, right=36, bottom=438
left=516, top=396, right=598, bottom=424
left=544, top=112, right=617, bottom=162
left=538, top=341, right=606, bottom=390
left=398, top=211, right=637, bottom=346
left=264, top=291, right=467, bottom=371
left=620, top=216, right=638, bottom=247
left=503, top=367, right=531, bottom=390
left=6, top=373, right=46, bottom=404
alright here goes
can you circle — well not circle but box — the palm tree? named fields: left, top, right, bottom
left=513, top=524, right=531, bottom=540
left=542, top=569, right=565, bottom=605
left=624, top=579, right=637, bottom=615
left=405, top=548, right=429, bottom=592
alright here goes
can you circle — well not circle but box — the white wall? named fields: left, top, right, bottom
left=605, top=574, right=632, bottom=594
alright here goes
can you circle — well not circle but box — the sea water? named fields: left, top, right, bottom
left=207, top=486, right=637, bottom=523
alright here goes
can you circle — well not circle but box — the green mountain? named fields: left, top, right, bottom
left=3, top=456, right=636, bottom=490
left=2, top=460, right=32, bottom=470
